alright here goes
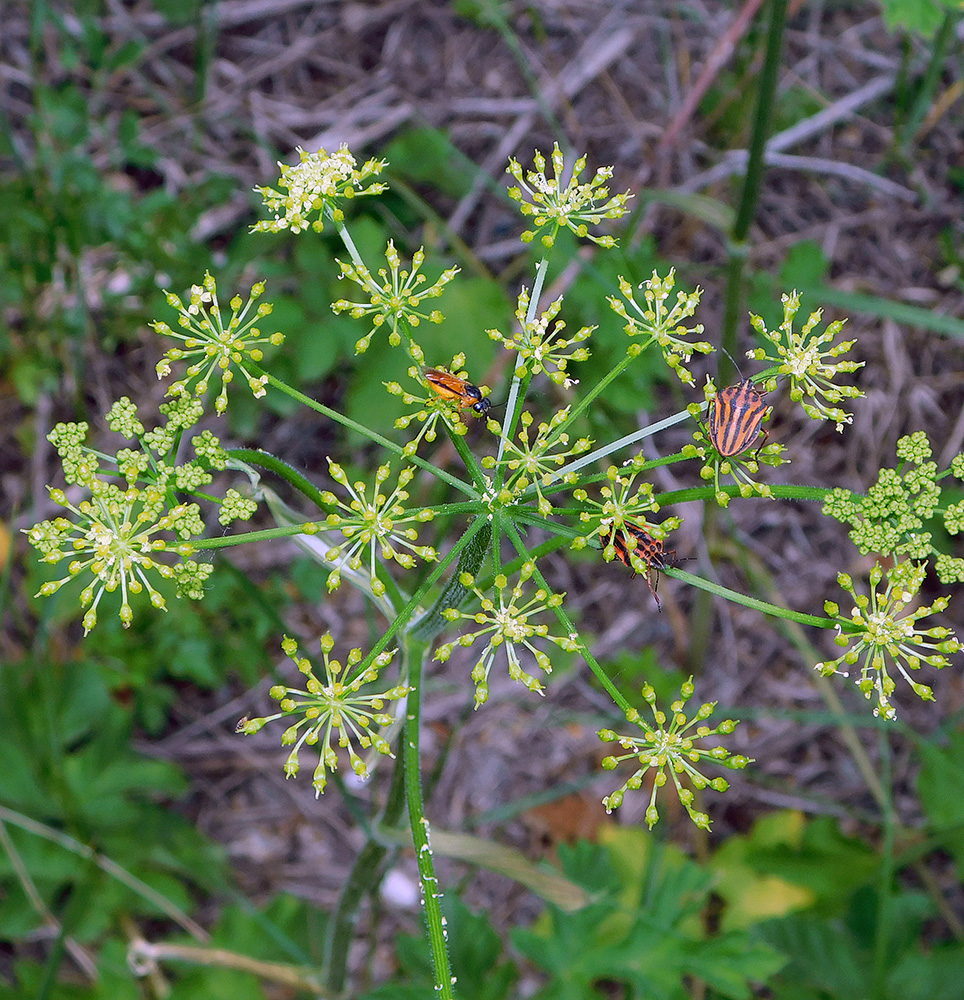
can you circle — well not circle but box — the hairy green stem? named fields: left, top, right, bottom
left=402, top=636, right=455, bottom=999
left=872, top=733, right=896, bottom=999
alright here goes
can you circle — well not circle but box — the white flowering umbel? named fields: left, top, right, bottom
left=238, top=635, right=410, bottom=796
left=435, top=563, right=579, bottom=709
left=252, top=144, right=388, bottom=234
left=506, top=142, right=632, bottom=247
left=319, top=460, right=437, bottom=595
left=331, top=240, right=459, bottom=357
left=816, top=561, right=961, bottom=720
left=747, top=290, right=864, bottom=431
left=153, top=272, right=283, bottom=414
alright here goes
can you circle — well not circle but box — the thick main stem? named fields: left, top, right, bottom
left=403, top=638, right=456, bottom=999
left=322, top=661, right=411, bottom=992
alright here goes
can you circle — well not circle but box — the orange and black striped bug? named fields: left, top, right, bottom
left=605, top=522, right=676, bottom=612
left=706, top=379, right=771, bottom=458
left=423, top=367, right=491, bottom=416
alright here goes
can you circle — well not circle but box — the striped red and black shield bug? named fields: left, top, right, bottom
left=605, top=521, right=676, bottom=612
left=706, top=379, right=770, bottom=458
left=424, top=367, right=491, bottom=416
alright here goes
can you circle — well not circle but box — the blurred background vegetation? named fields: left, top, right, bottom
left=2, top=0, right=964, bottom=997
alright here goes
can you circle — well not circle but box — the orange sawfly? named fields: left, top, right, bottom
left=423, top=367, right=491, bottom=416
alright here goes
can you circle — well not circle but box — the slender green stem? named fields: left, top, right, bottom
left=720, top=0, right=787, bottom=380
left=544, top=405, right=698, bottom=486
left=402, top=636, right=455, bottom=1000
left=333, top=217, right=367, bottom=270
left=553, top=349, right=639, bottom=438
left=445, top=419, right=492, bottom=495
left=191, top=524, right=321, bottom=549
left=495, top=255, right=550, bottom=477
left=652, top=481, right=835, bottom=506
left=247, top=363, right=477, bottom=499
left=501, top=520, right=635, bottom=718
left=872, top=732, right=896, bottom=999
left=495, top=369, right=532, bottom=489
left=354, top=516, right=490, bottom=674
left=663, top=566, right=850, bottom=630
left=227, top=448, right=336, bottom=513
left=730, top=541, right=887, bottom=807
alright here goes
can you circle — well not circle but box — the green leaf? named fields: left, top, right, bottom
left=916, top=731, right=964, bottom=870
left=385, top=128, right=477, bottom=199
left=878, top=0, right=956, bottom=36
left=514, top=837, right=783, bottom=1000
left=718, top=815, right=878, bottom=913
left=759, top=913, right=868, bottom=997
left=887, top=945, right=964, bottom=1000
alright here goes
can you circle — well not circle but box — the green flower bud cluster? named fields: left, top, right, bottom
left=823, top=432, right=964, bottom=582
left=747, top=290, right=863, bottom=430
left=571, top=459, right=665, bottom=547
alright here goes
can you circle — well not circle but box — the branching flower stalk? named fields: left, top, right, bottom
left=484, top=407, right=592, bottom=516
left=747, top=290, right=863, bottom=430
left=153, top=272, right=283, bottom=414
left=319, top=460, right=437, bottom=596
left=435, top=562, right=579, bottom=708
left=26, top=135, right=960, bottom=1000
left=331, top=240, right=458, bottom=359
